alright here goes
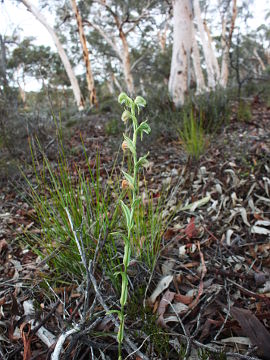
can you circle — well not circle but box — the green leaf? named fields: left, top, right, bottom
left=117, top=318, right=125, bottom=344
left=122, top=171, right=134, bottom=189
left=122, top=234, right=129, bottom=245
left=107, top=309, right=122, bottom=317
left=120, top=273, right=128, bottom=306
left=123, top=134, right=135, bottom=155
left=123, top=243, right=131, bottom=267
left=136, top=153, right=149, bottom=170
left=120, top=200, right=131, bottom=228
left=132, top=196, right=141, bottom=209
left=137, top=121, right=151, bottom=140
left=114, top=271, right=122, bottom=277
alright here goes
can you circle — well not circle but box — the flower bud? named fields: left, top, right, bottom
left=134, top=96, right=146, bottom=108
left=121, top=141, right=128, bottom=152
left=121, top=110, right=131, bottom=123
left=121, top=179, right=134, bottom=190
left=118, top=92, right=129, bottom=105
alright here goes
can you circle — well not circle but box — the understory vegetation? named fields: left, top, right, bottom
left=1, top=1, right=270, bottom=359
left=1, top=74, right=270, bottom=360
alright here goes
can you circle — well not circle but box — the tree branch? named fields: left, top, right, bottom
left=83, top=19, right=122, bottom=59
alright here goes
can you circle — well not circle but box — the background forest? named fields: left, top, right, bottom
left=1, top=0, right=269, bottom=153
left=1, top=1, right=270, bottom=360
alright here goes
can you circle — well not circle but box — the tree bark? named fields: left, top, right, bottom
left=119, top=29, right=134, bottom=96
left=193, top=0, right=217, bottom=89
left=191, top=24, right=206, bottom=93
left=220, top=0, right=237, bottom=87
left=203, top=19, right=221, bottom=83
left=70, top=0, right=97, bottom=107
left=158, top=23, right=168, bottom=53
left=168, top=0, right=193, bottom=107
left=0, top=34, right=7, bottom=85
left=16, top=65, right=26, bottom=104
left=253, top=48, right=266, bottom=73
left=266, top=50, right=270, bottom=65
left=21, top=0, right=84, bottom=110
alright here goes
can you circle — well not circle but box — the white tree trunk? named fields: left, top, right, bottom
left=266, top=49, right=270, bottom=65
left=191, top=24, right=206, bottom=94
left=168, top=0, right=193, bottom=107
left=119, top=29, right=134, bottom=96
left=21, top=0, right=84, bottom=110
left=70, top=0, right=97, bottom=107
left=112, top=73, right=123, bottom=93
left=193, top=0, right=218, bottom=89
left=203, top=20, right=221, bottom=83
left=253, top=49, right=266, bottom=73
left=0, top=35, right=7, bottom=84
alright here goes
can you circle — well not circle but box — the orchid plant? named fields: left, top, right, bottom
left=114, top=92, right=151, bottom=359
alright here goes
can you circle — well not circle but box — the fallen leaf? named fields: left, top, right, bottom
left=149, top=275, right=174, bottom=304
left=161, top=259, right=175, bottom=275
left=179, top=243, right=197, bottom=258
left=0, top=239, right=8, bottom=254
left=231, top=307, right=270, bottom=360
left=179, top=195, right=211, bottom=212
left=20, top=322, right=32, bottom=360
left=251, top=225, right=270, bottom=235
left=169, top=302, right=188, bottom=315
left=157, top=290, right=175, bottom=327
left=184, top=217, right=198, bottom=239
left=174, top=293, right=193, bottom=305
left=221, top=337, right=252, bottom=346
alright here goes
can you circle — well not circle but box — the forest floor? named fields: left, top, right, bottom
left=1, top=98, right=270, bottom=360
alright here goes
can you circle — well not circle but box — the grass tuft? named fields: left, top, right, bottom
left=178, top=111, right=206, bottom=160
left=24, top=137, right=122, bottom=287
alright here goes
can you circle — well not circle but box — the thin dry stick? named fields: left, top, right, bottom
left=167, top=300, right=190, bottom=360
left=124, top=335, right=151, bottom=360
left=65, top=208, right=91, bottom=319
left=63, top=318, right=103, bottom=359
left=51, top=327, right=79, bottom=360
left=214, top=282, right=231, bottom=340
left=192, top=292, right=219, bottom=338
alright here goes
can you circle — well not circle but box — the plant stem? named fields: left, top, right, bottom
left=117, top=93, right=149, bottom=359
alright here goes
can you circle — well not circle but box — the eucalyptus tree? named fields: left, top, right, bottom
left=256, top=23, right=270, bottom=68
left=168, top=0, right=193, bottom=107
left=7, top=38, right=70, bottom=87
left=193, top=0, right=238, bottom=89
left=19, top=0, right=85, bottom=110
left=193, top=0, right=219, bottom=89
left=79, top=0, right=157, bottom=96
left=0, top=35, right=8, bottom=86
left=219, top=0, right=238, bottom=87
left=70, top=0, right=97, bottom=106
